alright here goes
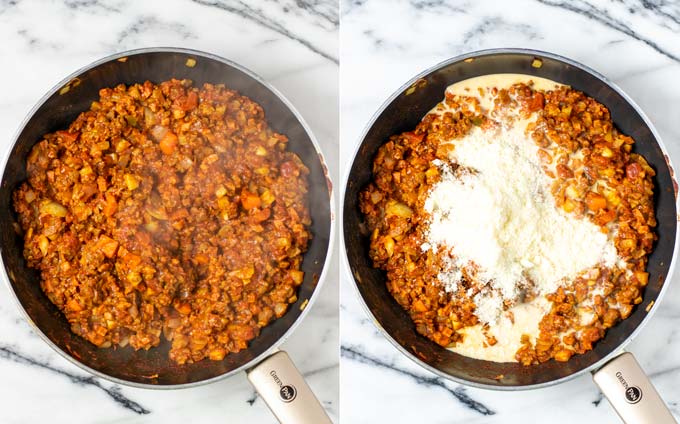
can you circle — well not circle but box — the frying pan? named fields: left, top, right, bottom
left=0, top=48, right=334, bottom=424
left=342, top=48, right=679, bottom=423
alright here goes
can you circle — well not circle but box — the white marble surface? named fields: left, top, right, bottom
left=0, top=0, right=338, bottom=423
left=340, top=0, right=680, bottom=422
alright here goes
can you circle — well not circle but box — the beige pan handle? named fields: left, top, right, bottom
left=247, top=350, right=333, bottom=424
left=593, top=352, right=677, bottom=424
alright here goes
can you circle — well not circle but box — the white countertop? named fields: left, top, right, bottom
left=340, top=0, right=680, bottom=423
left=0, top=1, right=338, bottom=423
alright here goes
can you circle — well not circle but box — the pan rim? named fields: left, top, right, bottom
left=340, top=47, right=680, bottom=391
left=0, top=46, right=336, bottom=390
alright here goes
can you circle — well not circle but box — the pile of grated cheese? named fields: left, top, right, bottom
left=421, top=100, right=619, bottom=326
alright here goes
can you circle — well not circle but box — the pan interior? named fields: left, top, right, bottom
left=0, top=50, right=331, bottom=386
left=343, top=51, right=676, bottom=387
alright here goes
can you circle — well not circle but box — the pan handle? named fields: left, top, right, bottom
left=247, top=349, right=332, bottom=424
left=592, top=351, right=676, bottom=424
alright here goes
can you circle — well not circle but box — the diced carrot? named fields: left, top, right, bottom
left=413, top=299, right=428, bottom=312
left=240, top=190, right=261, bottom=210
left=121, top=252, right=142, bottom=268
left=595, top=208, right=617, bottom=226
left=585, top=192, right=607, bottom=211
left=67, top=299, right=83, bottom=312
left=159, top=131, right=178, bottom=155
left=103, top=193, right=117, bottom=217
left=193, top=253, right=209, bottom=265
left=98, top=235, right=119, bottom=258
left=175, top=302, right=192, bottom=315
left=180, top=91, right=199, bottom=111
left=528, top=92, right=544, bottom=112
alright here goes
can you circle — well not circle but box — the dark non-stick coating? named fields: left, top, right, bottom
left=0, top=49, right=332, bottom=386
left=343, top=50, right=678, bottom=388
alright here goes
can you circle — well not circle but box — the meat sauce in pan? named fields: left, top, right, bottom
left=14, top=79, right=311, bottom=364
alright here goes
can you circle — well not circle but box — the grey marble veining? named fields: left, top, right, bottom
left=340, top=0, right=680, bottom=423
left=188, top=0, right=338, bottom=62
left=0, top=0, right=338, bottom=423
left=0, top=345, right=150, bottom=415
left=536, top=0, right=680, bottom=62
